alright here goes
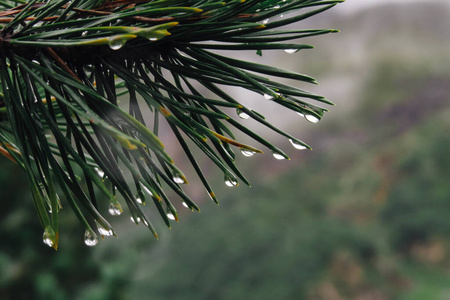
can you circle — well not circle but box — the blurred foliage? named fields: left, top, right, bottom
left=381, top=116, right=450, bottom=252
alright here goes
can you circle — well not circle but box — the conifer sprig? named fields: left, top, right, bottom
left=0, top=0, right=343, bottom=249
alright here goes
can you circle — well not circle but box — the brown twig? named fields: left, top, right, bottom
left=93, top=0, right=151, bottom=11
left=45, top=47, right=81, bottom=82
left=0, top=9, right=21, bottom=17
left=0, top=16, right=59, bottom=23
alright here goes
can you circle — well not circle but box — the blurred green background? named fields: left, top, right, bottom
left=1, top=1, right=450, bottom=299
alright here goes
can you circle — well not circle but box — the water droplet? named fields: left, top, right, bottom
left=272, top=152, right=286, bottom=160
left=81, top=31, right=88, bottom=36
left=142, top=185, right=153, bottom=196
left=289, top=139, right=307, bottom=150
left=167, top=212, right=175, bottom=220
left=177, top=49, right=189, bottom=57
left=43, top=237, right=53, bottom=247
left=273, top=5, right=281, bottom=9
left=42, top=228, right=54, bottom=248
left=149, top=37, right=158, bottom=41
left=284, top=49, right=298, bottom=54
left=94, top=167, right=104, bottom=178
left=84, top=230, right=98, bottom=247
left=264, top=93, right=274, bottom=100
left=173, top=175, right=186, bottom=184
left=182, top=202, right=189, bottom=208
left=304, top=114, right=320, bottom=123
left=297, top=112, right=305, bottom=117
left=108, top=202, right=122, bottom=216
left=108, top=36, right=125, bottom=50
left=225, top=176, right=238, bottom=187
left=96, top=221, right=113, bottom=236
left=241, top=149, right=256, bottom=157
left=236, top=108, right=250, bottom=119
left=263, top=19, right=269, bottom=24
left=264, top=92, right=281, bottom=100
left=131, top=216, right=141, bottom=224
left=136, top=197, right=142, bottom=204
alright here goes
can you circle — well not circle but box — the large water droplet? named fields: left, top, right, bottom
left=108, top=36, right=125, bottom=50
left=167, top=212, right=175, bottom=220
left=304, top=114, right=320, bottom=123
left=136, top=197, right=142, bottom=204
left=236, top=108, right=250, bottom=119
left=263, top=19, right=269, bottom=24
left=173, top=175, right=186, bottom=184
left=96, top=221, right=113, bottom=237
left=43, top=236, right=53, bottom=247
left=272, top=152, right=286, bottom=160
left=42, top=228, right=54, bottom=248
left=289, top=139, right=307, bottom=150
left=108, top=202, right=122, bottom=216
left=241, top=148, right=256, bottom=157
left=284, top=49, right=299, bottom=54
left=84, top=230, right=98, bottom=247
left=182, top=202, right=189, bottom=208
left=225, top=176, right=238, bottom=187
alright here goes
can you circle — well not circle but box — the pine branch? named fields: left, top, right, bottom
left=0, top=0, right=343, bottom=249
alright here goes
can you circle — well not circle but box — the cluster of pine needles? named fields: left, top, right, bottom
left=0, top=0, right=343, bottom=249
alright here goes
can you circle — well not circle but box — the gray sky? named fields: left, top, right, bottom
left=334, top=0, right=449, bottom=14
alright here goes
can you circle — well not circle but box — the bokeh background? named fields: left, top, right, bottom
left=1, top=0, right=450, bottom=299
